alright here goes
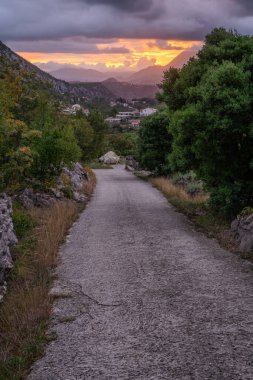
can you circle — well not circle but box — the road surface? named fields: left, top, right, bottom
left=28, top=166, right=253, bottom=380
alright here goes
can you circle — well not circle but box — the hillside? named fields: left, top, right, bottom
left=102, top=78, right=158, bottom=99
left=127, top=50, right=198, bottom=85
left=51, top=67, right=108, bottom=82
left=0, top=41, right=115, bottom=103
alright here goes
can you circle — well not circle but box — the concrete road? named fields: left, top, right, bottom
left=28, top=166, right=253, bottom=380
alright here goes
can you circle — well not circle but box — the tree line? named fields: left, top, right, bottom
left=138, top=28, right=253, bottom=218
left=0, top=60, right=108, bottom=192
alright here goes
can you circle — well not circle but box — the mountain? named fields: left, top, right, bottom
left=102, top=78, right=158, bottom=100
left=51, top=67, right=109, bottom=82
left=0, top=41, right=115, bottom=103
left=127, top=50, right=198, bottom=85
left=164, top=50, right=198, bottom=70
left=127, top=65, right=164, bottom=85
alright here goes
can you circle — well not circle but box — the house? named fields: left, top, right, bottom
left=130, top=119, right=141, bottom=129
left=140, top=108, right=157, bottom=117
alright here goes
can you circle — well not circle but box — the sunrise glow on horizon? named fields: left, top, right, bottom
left=16, top=38, right=202, bottom=71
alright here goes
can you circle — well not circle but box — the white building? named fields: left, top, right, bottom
left=140, top=108, right=157, bottom=117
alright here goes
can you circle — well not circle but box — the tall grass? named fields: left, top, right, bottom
left=0, top=172, right=96, bottom=380
left=151, top=177, right=208, bottom=205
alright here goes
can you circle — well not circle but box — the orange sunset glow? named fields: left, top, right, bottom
left=18, top=38, right=202, bottom=70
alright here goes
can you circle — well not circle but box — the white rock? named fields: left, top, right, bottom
left=99, top=151, right=120, bottom=165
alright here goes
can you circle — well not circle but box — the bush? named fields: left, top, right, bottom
left=138, top=109, right=172, bottom=175
left=160, top=28, right=253, bottom=217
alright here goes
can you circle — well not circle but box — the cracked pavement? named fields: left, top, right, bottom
left=27, top=166, right=253, bottom=380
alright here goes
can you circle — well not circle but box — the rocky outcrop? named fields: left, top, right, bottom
left=99, top=151, right=120, bottom=165
left=231, top=213, right=253, bottom=253
left=17, top=189, right=56, bottom=210
left=17, top=163, right=89, bottom=209
left=0, top=194, right=17, bottom=301
left=125, top=156, right=140, bottom=172
left=59, top=163, right=88, bottom=203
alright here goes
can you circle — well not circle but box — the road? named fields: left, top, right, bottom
left=28, top=165, right=253, bottom=380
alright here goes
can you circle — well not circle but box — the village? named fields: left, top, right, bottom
left=62, top=98, right=157, bottom=132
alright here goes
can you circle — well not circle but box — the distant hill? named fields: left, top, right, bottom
left=127, top=50, right=198, bottom=85
left=102, top=78, right=158, bottom=100
left=51, top=67, right=109, bottom=82
left=0, top=41, right=115, bottom=103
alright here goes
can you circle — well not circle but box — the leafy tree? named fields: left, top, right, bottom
left=138, top=110, right=171, bottom=174
left=161, top=28, right=253, bottom=216
left=105, top=132, right=138, bottom=157
left=88, top=110, right=108, bottom=158
left=71, top=116, right=95, bottom=161
left=31, top=125, right=81, bottom=180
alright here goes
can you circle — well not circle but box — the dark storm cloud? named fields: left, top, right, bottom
left=7, top=39, right=130, bottom=54
left=83, top=0, right=153, bottom=12
left=1, top=0, right=253, bottom=50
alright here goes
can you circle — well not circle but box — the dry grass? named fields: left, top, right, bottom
left=0, top=201, right=79, bottom=379
left=151, top=177, right=208, bottom=204
left=82, top=168, right=97, bottom=198
left=0, top=170, right=97, bottom=379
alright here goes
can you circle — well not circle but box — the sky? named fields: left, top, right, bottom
left=1, top=0, right=253, bottom=72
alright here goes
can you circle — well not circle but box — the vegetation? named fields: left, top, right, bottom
left=138, top=109, right=171, bottom=175
left=105, top=132, right=138, bottom=157
left=139, top=28, right=253, bottom=218
left=0, top=59, right=108, bottom=192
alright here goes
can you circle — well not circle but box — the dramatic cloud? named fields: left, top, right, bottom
left=8, top=38, right=130, bottom=54
left=1, top=0, right=253, bottom=71
left=1, top=0, right=253, bottom=43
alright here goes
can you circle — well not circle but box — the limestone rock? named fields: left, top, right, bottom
left=17, top=189, right=55, bottom=209
left=61, top=162, right=88, bottom=191
left=231, top=213, right=253, bottom=253
left=0, top=193, right=17, bottom=294
left=125, top=156, right=140, bottom=172
left=99, top=151, right=120, bottom=165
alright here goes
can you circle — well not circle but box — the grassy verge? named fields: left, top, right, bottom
left=0, top=174, right=96, bottom=380
left=151, top=177, right=236, bottom=253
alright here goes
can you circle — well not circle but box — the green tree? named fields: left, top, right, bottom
left=138, top=110, right=171, bottom=174
left=161, top=28, right=253, bottom=216
left=88, top=110, right=108, bottom=158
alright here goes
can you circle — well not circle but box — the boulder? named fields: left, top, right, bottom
left=99, top=151, right=120, bottom=165
left=0, top=193, right=17, bottom=300
left=231, top=213, right=253, bottom=253
left=61, top=162, right=88, bottom=191
left=125, top=156, right=140, bottom=172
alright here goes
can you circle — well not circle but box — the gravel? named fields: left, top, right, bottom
left=28, top=166, right=253, bottom=380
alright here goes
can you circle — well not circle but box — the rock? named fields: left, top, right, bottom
left=17, top=189, right=55, bottom=209
left=73, top=192, right=86, bottom=203
left=61, top=162, right=88, bottom=191
left=0, top=193, right=17, bottom=295
left=125, top=156, right=140, bottom=172
left=231, top=213, right=253, bottom=253
left=50, top=188, right=64, bottom=199
left=99, top=151, right=120, bottom=165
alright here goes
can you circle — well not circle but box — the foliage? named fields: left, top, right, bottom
left=138, top=109, right=172, bottom=174
left=105, top=132, right=138, bottom=157
left=0, top=59, right=83, bottom=189
left=160, top=28, right=253, bottom=217
left=87, top=110, right=108, bottom=158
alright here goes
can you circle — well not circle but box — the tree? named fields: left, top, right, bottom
left=161, top=28, right=253, bottom=216
left=88, top=110, right=108, bottom=158
left=138, top=110, right=171, bottom=175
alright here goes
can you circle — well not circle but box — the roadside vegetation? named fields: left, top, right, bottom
left=138, top=28, right=253, bottom=224
left=0, top=54, right=100, bottom=379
